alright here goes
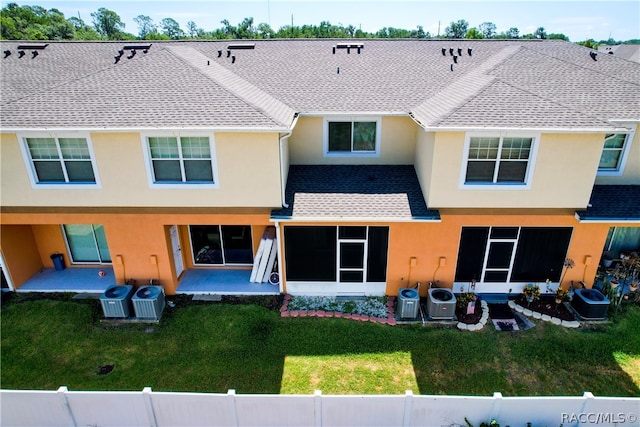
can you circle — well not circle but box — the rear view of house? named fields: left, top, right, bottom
left=1, top=39, right=638, bottom=297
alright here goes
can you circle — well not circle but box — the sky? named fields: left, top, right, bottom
left=5, top=0, right=640, bottom=42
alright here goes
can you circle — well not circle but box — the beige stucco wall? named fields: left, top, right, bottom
left=595, top=124, right=640, bottom=185
left=288, top=116, right=418, bottom=165
left=0, top=131, right=283, bottom=208
left=425, top=132, right=604, bottom=209
left=413, top=130, right=435, bottom=206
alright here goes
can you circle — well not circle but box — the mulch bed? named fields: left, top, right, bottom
left=513, top=295, right=576, bottom=321
left=455, top=300, right=483, bottom=324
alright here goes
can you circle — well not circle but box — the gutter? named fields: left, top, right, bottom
left=411, top=124, right=634, bottom=134
left=2, top=126, right=292, bottom=133
left=574, top=212, right=640, bottom=224
left=269, top=215, right=442, bottom=223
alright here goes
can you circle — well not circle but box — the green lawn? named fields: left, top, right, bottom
left=1, top=295, right=639, bottom=396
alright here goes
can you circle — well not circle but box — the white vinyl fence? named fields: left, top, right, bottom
left=1, top=388, right=638, bottom=427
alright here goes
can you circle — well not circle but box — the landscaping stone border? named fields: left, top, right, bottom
left=456, top=300, right=489, bottom=331
left=508, top=300, right=581, bottom=328
left=279, top=294, right=397, bottom=326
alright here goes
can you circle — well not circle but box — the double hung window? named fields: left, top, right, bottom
left=464, top=136, right=533, bottom=184
left=147, top=136, right=215, bottom=184
left=24, top=137, right=96, bottom=184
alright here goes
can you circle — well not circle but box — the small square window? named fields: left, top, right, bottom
left=325, top=118, right=380, bottom=156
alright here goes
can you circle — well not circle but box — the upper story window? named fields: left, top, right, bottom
left=323, top=117, right=381, bottom=157
left=462, top=135, right=536, bottom=187
left=598, top=133, right=632, bottom=175
left=143, top=134, right=218, bottom=187
left=20, top=135, right=98, bottom=187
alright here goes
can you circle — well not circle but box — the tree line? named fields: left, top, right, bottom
left=1, top=3, right=636, bottom=48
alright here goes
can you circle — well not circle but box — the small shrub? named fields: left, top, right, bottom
left=287, top=296, right=388, bottom=318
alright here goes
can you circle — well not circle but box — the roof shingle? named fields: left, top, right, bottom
left=271, top=165, right=439, bottom=220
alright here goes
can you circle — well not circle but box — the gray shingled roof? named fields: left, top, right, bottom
left=1, top=39, right=638, bottom=130
left=576, top=185, right=640, bottom=222
left=271, top=165, right=439, bottom=220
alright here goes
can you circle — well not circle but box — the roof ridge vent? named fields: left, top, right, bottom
left=17, top=43, right=48, bottom=50
left=227, top=43, right=255, bottom=50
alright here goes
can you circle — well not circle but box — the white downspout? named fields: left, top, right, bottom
left=278, top=114, right=299, bottom=209
left=273, top=220, right=285, bottom=294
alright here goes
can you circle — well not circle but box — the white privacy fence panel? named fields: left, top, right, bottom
left=65, top=390, right=150, bottom=427
left=150, top=391, right=236, bottom=427
left=409, top=394, right=497, bottom=426
left=234, top=393, right=316, bottom=426
left=321, top=394, right=406, bottom=426
left=0, top=389, right=71, bottom=427
left=1, top=388, right=638, bottom=427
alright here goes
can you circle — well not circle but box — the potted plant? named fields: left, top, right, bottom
left=522, top=284, right=540, bottom=306
left=554, top=287, right=569, bottom=305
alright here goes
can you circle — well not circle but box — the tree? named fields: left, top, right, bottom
left=547, top=33, right=569, bottom=41
left=1, top=3, right=75, bottom=40
left=478, top=22, right=496, bottom=39
left=504, top=27, right=519, bottom=39
left=257, top=22, right=275, bottom=39
left=465, top=28, right=484, bottom=39
left=187, top=21, right=203, bottom=38
left=444, top=20, right=469, bottom=38
left=134, top=15, right=156, bottom=39
left=534, top=26, right=546, bottom=39
left=91, top=7, right=125, bottom=39
left=236, top=17, right=256, bottom=39
left=160, top=18, right=184, bottom=39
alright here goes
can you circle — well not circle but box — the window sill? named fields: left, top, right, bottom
left=461, top=182, right=531, bottom=190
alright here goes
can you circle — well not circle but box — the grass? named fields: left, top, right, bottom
left=1, top=294, right=639, bottom=396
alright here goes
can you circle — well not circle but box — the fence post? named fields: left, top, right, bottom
left=403, top=390, right=413, bottom=427
left=228, top=389, right=238, bottom=427
left=578, top=392, right=595, bottom=427
left=57, top=386, right=77, bottom=427
left=490, top=392, right=503, bottom=420
left=142, top=387, right=158, bottom=427
left=314, top=390, right=322, bottom=427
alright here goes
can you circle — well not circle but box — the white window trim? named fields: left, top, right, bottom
left=459, top=131, right=539, bottom=190
left=141, top=131, right=219, bottom=189
left=323, top=116, right=382, bottom=158
left=18, top=132, right=101, bottom=189
left=597, top=129, right=635, bottom=177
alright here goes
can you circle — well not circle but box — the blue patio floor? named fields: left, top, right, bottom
left=176, top=269, right=280, bottom=295
left=17, top=267, right=116, bottom=293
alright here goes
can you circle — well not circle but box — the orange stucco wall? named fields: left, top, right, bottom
left=0, top=224, right=43, bottom=288
left=1, top=211, right=272, bottom=294
left=385, top=211, right=613, bottom=296
left=276, top=212, right=615, bottom=297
